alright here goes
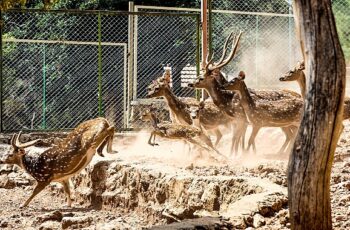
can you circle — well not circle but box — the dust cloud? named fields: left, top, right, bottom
left=227, top=29, right=303, bottom=94
left=111, top=127, right=290, bottom=169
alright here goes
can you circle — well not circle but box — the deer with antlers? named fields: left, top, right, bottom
left=189, top=31, right=303, bottom=153
left=223, top=71, right=303, bottom=152
left=187, top=32, right=249, bottom=154
left=280, top=61, right=350, bottom=120
left=0, top=118, right=115, bottom=208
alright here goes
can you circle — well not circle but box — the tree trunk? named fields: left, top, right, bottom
left=288, top=0, right=346, bottom=230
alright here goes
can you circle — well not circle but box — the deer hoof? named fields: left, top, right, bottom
left=19, top=204, right=27, bottom=209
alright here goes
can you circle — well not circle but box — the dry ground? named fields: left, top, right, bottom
left=0, top=122, right=350, bottom=229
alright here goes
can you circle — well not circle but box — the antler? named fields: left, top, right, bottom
left=204, top=51, right=215, bottom=71
left=208, top=31, right=242, bottom=71
left=13, top=131, right=42, bottom=149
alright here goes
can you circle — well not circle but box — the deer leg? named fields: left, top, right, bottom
left=21, top=181, right=49, bottom=208
left=189, top=138, right=225, bottom=162
left=213, top=129, right=223, bottom=147
left=247, top=126, right=259, bottom=153
left=61, top=180, right=72, bottom=207
left=279, top=126, right=297, bottom=154
left=97, top=136, right=109, bottom=157
left=148, top=133, right=154, bottom=146
left=240, top=122, right=248, bottom=151
left=230, top=121, right=246, bottom=155
left=199, top=133, right=215, bottom=150
left=152, top=132, right=159, bottom=146
left=230, top=123, right=238, bottom=156
left=106, top=126, right=115, bottom=153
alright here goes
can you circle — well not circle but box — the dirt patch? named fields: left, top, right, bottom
left=1, top=121, right=350, bottom=229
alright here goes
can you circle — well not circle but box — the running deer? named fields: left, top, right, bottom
left=0, top=118, right=115, bottom=208
left=147, top=73, right=230, bottom=147
left=280, top=61, right=350, bottom=119
left=139, top=106, right=225, bottom=159
left=223, top=71, right=303, bottom=153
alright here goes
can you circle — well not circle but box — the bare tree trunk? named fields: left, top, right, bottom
left=288, top=0, right=346, bottom=229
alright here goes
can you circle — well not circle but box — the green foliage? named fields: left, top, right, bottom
left=1, top=0, right=59, bottom=10
left=333, top=0, right=350, bottom=64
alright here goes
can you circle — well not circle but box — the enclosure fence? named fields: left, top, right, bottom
left=1, top=0, right=349, bottom=132
left=0, top=10, right=200, bottom=131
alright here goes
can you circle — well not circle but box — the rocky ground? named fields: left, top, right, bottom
left=1, top=122, right=350, bottom=229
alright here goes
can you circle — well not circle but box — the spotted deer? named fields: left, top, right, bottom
left=223, top=71, right=303, bottom=153
left=139, top=106, right=225, bottom=159
left=189, top=31, right=301, bottom=153
left=188, top=32, right=249, bottom=154
left=188, top=100, right=232, bottom=146
left=280, top=61, right=350, bottom=120
left=147, top=73, right=230, bottom=148
left=0, top=118, right=115, bottom=208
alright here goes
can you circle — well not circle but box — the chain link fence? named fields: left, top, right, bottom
left=211, top=0, right=349, bottom=93
left=1, top=10, right=200, bottom=131
left=1, top=1, right=349, bottom=131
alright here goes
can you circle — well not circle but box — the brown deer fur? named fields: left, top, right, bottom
left=0, top=118, right=115, bottom=208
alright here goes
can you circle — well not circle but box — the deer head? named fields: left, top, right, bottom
left=147, top=75, right=171, bottom=98
left=140, top=104, right=158, bottom=122
left=188, top=31, right=242, bottom=89
left=279, top=61, right=305, bottom=82
left=0, top=132, right=42, bottom=165
left=223, top=71, right=246, bottom=92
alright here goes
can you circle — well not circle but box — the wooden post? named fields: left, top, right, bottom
left=288, top=1, right=346, bottom=229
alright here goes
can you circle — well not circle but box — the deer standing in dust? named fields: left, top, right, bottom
left=147, top=72, right=231, bottom=148
left=188, top=100, right=232, bottom=146
left=280, top=61, right=350, bottom=120
left=139, top=106, right=226, bottom=160
left=223, top=71, right=303, bottom=153
left=188, top=32, right=249, bottom=154
left=189, top=31, right=302, bottom=153
left=0, top=118, right=115, bottom=208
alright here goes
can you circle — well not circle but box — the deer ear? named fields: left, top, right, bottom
left=238, top=71, right=245, bottom=80
left=163, top=73, right=171, bottom=84
left=298, top=61, right=305, bottom=70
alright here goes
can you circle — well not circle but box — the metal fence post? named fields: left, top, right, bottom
left=208, top=0, right=213, bottom=57
left=127, top=1, right=134, bottom=128
left=98, top=12, right=103, bottom=116
left=255, top=15, right=259, bottom=86
left=42, top=45, right=47, bottom=129
left=0, top=10, right=3, bottom=132
left=196, top=14, right=201, bottom=100
left=288, top=0, right=292, bottom=67
left=133, top=8, right=138, bottom=100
